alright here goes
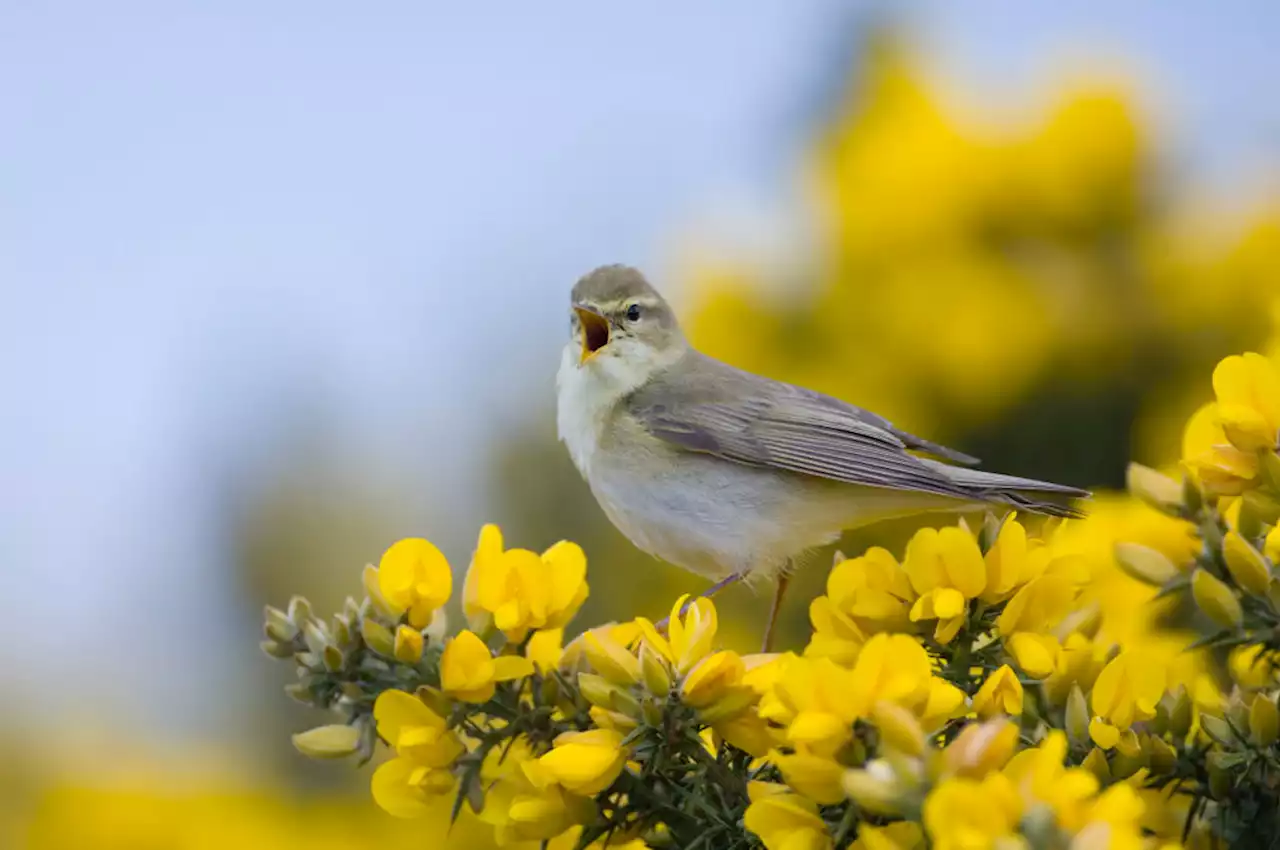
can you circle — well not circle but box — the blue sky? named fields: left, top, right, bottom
left=2, top=1, right=1276, bottom=744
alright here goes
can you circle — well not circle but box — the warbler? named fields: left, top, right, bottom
left=556, top=265, right=1087, bottom=650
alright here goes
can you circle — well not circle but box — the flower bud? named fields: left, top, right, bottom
left=1147, top=735, right=1177, bottom=774
left=303, top=620, right=332, bottom=656
left=394, top=625, right=424, bottom=664
left=639, top=642, right=673, bottom=696
left=1224, top=531, right=1273, bottom=596
left=841, top=762, right=903, bottom=816
left=284, top=682, right=317, bottom=706
left=264, top=605, right=298, bottom=643
left=577, top=673, right=642, bottom=718
left=1261, top=450, right=1280, bottom=495
left=292, top=724, right=360, bottom=759
left=1065, top=685, right=1090, bottom=749
left=1250, top=694, right=1279, bottom=747
left=698, top=687, right=758, bottom=724
left=414, top=685, right=454, bottom=718
left=1114, top=543, right=1180, bottom=586
left=1200, top=713, right=1236, bottom=746
left=871, top=701, right=926, bottom=758
left=322, top=644, right=345, bottom=673
left=287, top=595, right=313, bottom=627
left=1127, top=463, right=1184, bottom=514
left=331, top=613, right=354, bottom=648
left=259, top=639, right=294, bottom=659
left=361, top=565, right=399, bottom=618
left=1110, top=746, right=1147, bottom=779
left=1168, top=686, right=1193, bottom=738
left=1207, top=751, right=1234, bottom=798
left=1191, top=569, right=1243, bottom=629
left=1082, top=747, right=1111, bottom=783
left=360, top=619, right=395, bottom=657
left=1182, top=471, right=1205, bottom=515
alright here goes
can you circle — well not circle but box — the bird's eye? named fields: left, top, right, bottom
left=625, top=303, right=642, bottom=322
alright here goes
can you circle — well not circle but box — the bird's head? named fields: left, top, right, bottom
left=567, top=265, right=687, bottom=385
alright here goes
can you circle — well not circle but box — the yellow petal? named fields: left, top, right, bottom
left=492, top=654, right=536, bottom=682
left=526, top=628, right=564, bottom=672
left=541, top=539, right=588, bottom=613
left=441, top=630, right=496, bottom=702
left=937, top=526, right=986, bottom=598
left=1089, top=717, right=1120, bottom=750
left=1005, top=632, right=1059, bottom=679
left=371, top=757, right=432, bottom=818
left=374, top=689, right=445, bottom=744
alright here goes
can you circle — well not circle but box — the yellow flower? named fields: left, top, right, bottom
left=583, top=629, right=642, bottom=686
left=479, top=743, right=589, bottom=844
left=1003, top=731, right=1100, bottom=830
left=1044, top=631, right=1108, bottom=704
left=533, top=729, right=628, bottom=796
left=1213, top=353, right=1280, bottom=452
left=393, top=625, right=424, bottom=664
left=1266, top=524, right=1280, bottom=563
left=377, top=538, right=453, bottom=628
left=440, top=629, right=535, bottom=702
left=761, top=656, right=863, bottom=756
left=462, top=524, right=590, bottom=642
left=923, top=773, right=1022, bottom=850
left=772, top=750, right=847, bottom=804
left=982, top=516, right=1031, bottom=601
left=636, top=594, right=719, bottom=675
left=681, top=649, right=749, bottom=710
left=526, top=628, right=564, bottom=673
left=1184, top=402, right=1260, bottom=496
left=1004, top=632, right=1061, bottom=679
left=1229, top=644, right=1280, bottom=690
left=370, top=690, right=466, bottom=817
left=742, top=783, right=833, bottom=850
left=825, top=547, right=915, bottom=631
left=942, top=718, right=1019, bottom=778
left=904, top=526, right=986, bottom=642
left=1089, top=651, right=1165, bottom=748
left=972, top=665, right=1023, bottom=719
left=851, top=822, right=924, bottom=850
left=713, top=710, right=779, bottom=758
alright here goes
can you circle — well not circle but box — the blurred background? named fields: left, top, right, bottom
left=3, top=2, right=1279, bottom=847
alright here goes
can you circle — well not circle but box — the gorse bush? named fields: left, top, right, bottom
left=265, top=340, right=1280, bottom=849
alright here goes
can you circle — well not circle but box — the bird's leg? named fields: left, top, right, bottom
left=653, top=571, right=745, bottom=633
left=761, top=572, right=791, bottom=653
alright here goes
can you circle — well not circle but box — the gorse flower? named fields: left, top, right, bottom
left=377, top=538, right=452, bottom=628
left=370, top=691, right=465, bottom=817
left=462, top=524, right=590, bottom=642
left=439, top=629, right=534, bottom=702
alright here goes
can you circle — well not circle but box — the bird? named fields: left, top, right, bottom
left=555, top=264, right=1088, bottom=651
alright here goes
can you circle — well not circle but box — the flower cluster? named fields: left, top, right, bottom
left=264, top=347, right=1280, bottom=849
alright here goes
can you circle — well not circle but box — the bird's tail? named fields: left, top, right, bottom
left=920, top=459, right=1090, bottom=519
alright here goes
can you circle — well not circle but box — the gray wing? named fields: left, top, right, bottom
left=627, top=353, right=976, bottom=500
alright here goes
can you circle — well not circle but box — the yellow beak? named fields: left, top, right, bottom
left=575, top=306, right=610, bottom=363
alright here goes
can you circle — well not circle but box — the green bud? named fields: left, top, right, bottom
left=1207, top=751, right=1233, bottom=799
left=360, top=618, right=396, bottom=657
left=264, top=605, right=298, bottom=643
left=1082, top=747, right=1111, bottom=783
left=331, top=613, right=353, bottom=648
left=260, top=639, right=294, bottom=659
left=1200, top=713, right=1236, bottom=746
left=343, top=596, right=362, bottom=623
left=292, top=724, right=360, bottom=759
left=303, top=620, right=332, bottom=657
left=698, top=687, right=759, bottom=724
left=639, top=643, right=673, bottom=696
left=642, top=697, right=664, bottom=727
left=1224, top=530, right=1273, bottom=596
left=1147, top=735, right=1177, bottom=774
left=1261, top=451, right=1280, bottom=495
left=1065, top=685, right=1090, bottom=749
left=362, top=565, right=400, bottom=618
left=284, top=682, right=317, bottom=706
left=1226, top=691, right=1252, bottom=732
left=1114, top=542, right=1181, bottom=586
left=287, top=595, right=313, bottom=627
left=1183, top=472, right=1205, bottom=515
left=322, top=644, right=345, bottom=673
left=1191, top=568, right=1244, bottom=629
left=1250, top=694, right=1279, bottom=747
left=1168, top=686, right=1193, bottom=738
left=1110, top=746, right=1148, bottom=779
left=1127, top=463, right=1184, bottom=514
left=415, top=685, right=453, bottom=717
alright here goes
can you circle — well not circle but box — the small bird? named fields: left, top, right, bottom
left=556, top=265, right=1088, bottom=651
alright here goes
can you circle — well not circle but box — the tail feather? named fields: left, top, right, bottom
left=920, top=459, right=1090, bottom=519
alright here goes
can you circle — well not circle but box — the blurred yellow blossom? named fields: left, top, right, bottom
left=743, top=783, right=833, bottom=850
left=1089, top=651, right=1165, bottom=749
left=923, top=773, right=1022, bottom=850
left=972, top=664, right=1024, bottom=719
left=371, top=691, right=466, bottom=817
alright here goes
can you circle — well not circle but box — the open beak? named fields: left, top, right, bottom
left=574, top=306, right=610, bottom=364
